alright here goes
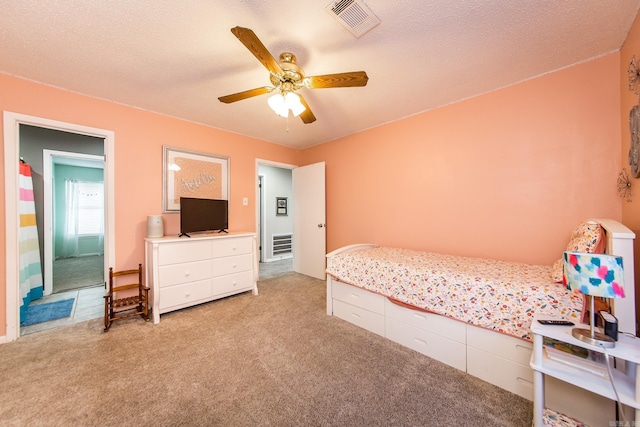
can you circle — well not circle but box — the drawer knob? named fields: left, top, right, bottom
left=185, top=292, right=191, bottom=298
left=185, top=271, right=190, bottom=276
left=232, top=264, right=237, bottom=268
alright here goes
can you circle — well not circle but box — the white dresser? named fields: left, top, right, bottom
left=145, top=232, right=258, bottom=324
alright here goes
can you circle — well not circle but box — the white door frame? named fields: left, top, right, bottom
left=255, top=159, right=297, bottom=269
left=258, top=173, right=265, bottom=262
left=3, top=112, right=115, bottom=343
left=42, top=149, right=105, bottom=296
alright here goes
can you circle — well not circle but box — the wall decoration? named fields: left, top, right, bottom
left=630, top=105, right=640, bottom=178
left=628, top=55, right=640, bottom=96
left=276, top=197, right=288, bottom=216
left=163, top=146, right=229, bottom=213
left=628, top=57, right=640, bottom=178
left=617, top=168, right=632, bottom=203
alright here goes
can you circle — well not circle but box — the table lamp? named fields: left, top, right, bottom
left=563, top=251, right=625, bottom=348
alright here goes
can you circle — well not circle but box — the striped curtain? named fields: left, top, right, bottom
left=19, top=161, right=43, bottom=322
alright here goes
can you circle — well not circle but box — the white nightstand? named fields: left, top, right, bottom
left=530, top=313, right=640, bottom=426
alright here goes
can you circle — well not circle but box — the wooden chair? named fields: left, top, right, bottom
left=104, top=264, right=149, bottom=332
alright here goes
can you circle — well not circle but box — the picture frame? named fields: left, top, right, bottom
left=276, top=197, right=288, bottom=216
left=163, top=146, right=229, bottom=213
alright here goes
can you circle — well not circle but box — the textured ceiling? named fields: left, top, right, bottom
left=1, top=1, right=639, bottom=149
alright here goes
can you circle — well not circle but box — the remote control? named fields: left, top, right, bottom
left=537, top=319, right=574, bottom=326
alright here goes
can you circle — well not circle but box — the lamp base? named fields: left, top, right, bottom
left=572, top=327, right=615, bottom=348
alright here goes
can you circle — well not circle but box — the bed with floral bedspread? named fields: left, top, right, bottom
left=326, top=246, right=584, bottom=341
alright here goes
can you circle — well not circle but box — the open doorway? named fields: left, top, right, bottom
left=255, top=159, right=327, bottom=281
left=3, top=112, right=115, bottom=342
left=257, top=161, right=294, bottom=280
left=20, top=128, right=106, bottom=335
left=43, top=150, right=105, bottom=296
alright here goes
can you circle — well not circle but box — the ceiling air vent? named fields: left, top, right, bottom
left=325, top=0, right=380, bottom=38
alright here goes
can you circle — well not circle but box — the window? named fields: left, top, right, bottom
left=66, top=180, right=104, bottom=235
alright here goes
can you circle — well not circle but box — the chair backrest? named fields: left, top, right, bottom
left=107, top=264, right=142, bottom=293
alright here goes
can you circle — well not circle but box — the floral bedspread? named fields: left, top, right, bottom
left=326, top=247, right=583, bottom=341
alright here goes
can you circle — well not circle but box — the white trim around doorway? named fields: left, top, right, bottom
left=3, top=112, right=115, bottom=343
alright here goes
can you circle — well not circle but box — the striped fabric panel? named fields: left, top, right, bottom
left=18, top=162, right=43, bottom=321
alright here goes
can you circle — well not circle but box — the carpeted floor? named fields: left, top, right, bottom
left=52, top=255, right=104, bottom=293
left=0, top=272, right=532, bottom=426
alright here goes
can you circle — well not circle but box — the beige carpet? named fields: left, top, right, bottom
left=0, top=273, right=532, bottom=426
left=52, top=255, right=104, bottom=293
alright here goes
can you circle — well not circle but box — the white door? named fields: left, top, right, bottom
left=293, top=162, right=326, bottom=279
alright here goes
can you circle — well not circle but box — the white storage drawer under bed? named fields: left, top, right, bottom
left=384, top=298, right=466, bottom=343
left=332, top=280, right=385, bottom=314
left=466, top=324, right=534, bottom=400
left=386, top=316, right=467, bottom=370
left=333, top=299, right=385, bottom=336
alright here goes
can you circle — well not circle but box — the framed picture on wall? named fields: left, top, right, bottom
left=163, top=146, right=229, bottom=213
left=276, top=197, right=288, bottom=216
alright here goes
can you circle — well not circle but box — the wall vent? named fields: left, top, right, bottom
left=325, top=0, right=380, bottom=38
left=272, top=233, right=293, bottom=258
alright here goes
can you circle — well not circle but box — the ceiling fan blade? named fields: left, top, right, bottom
left=304, top=71, right=369, bottom=89
left=230, top=26, right=283, bottom=75
left=297, top=95, right=316, bottom=124
left=218, top=86, right=274, bottom=104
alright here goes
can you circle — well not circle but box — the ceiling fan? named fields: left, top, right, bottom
left=218, top=26, right=369, bottom=124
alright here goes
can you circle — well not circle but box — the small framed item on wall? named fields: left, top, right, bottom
left=276, top=197, right=288, bottom=216
left=162, top=146, right=229, bottom=213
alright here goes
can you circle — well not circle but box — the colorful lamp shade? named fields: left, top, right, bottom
left=562, top=251, right=625, bottom=347
left=563, top=252, right=625, bottom=298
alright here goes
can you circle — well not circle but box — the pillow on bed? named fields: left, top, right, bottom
left=551, top=221, right=606, bottom=283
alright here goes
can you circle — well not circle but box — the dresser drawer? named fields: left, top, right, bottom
left=158, top=240, right=212, bottom=265
left=332, top=280, right=385, bottom=315
left=212, top=270, right=254, bottom=296
left=212, top=236, right=253, bottom=257
left=158, top=260, right=212, bottom=288
left=212, top=254, right=252, bottom=277
left=158, top=279, right=213, bottom=310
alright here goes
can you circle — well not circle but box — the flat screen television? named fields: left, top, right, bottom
left=179, top=197, right=228, bottom=237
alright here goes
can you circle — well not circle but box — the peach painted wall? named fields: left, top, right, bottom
left=0, top=73, right=300, bottom=337
left=302, top=54, right=622, bottom=266
left=621, top=9, right=640, bottom=329
left=0, top=40, right=629, bottom=340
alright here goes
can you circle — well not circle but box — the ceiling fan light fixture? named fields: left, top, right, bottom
left=286, top=92, right=306, bottom=117
left=268, top=93, right=289, bottom=117
left=268, top=92, right=306, bottom=118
